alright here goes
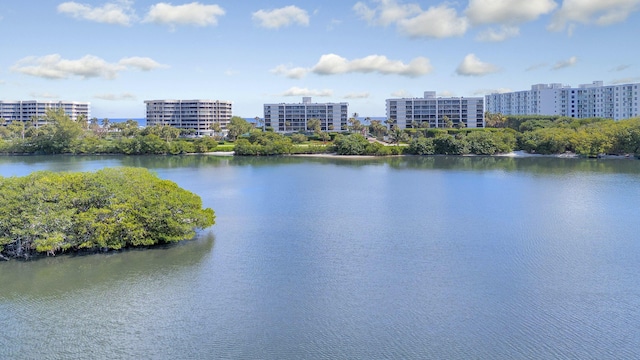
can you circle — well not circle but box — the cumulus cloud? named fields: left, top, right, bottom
left=57, top=0, right=136, bottom=26
left=549, top=0, right=640, bottom=32
left=476, top=25, right=520, bottom=42
left=456, top=54, right=500, bottom=76
left=466, top=0, right=557, bottom=25
left=94, top=93, right=137, bottom=101
left=252, top=5, right=309, bottom=29
left=397, top=5, right=469, bottom=38
left=118, top=56, right=167, bottom=71
left=272, top=54, right=432, bottom=78
left=143, top=2, right=225, bottom=27
left=552, top=56, right=578, bottom=70
left=354, top=1, right=468, bottom=38
left=344, top=92, right=370, bottom=99
left=270, top=64, right=309, bottom=79
left=11, top=54, right=167, bottom=80
left=280, top=87, right=333, bottom=97
left=311, top=54, right=432, bottom=77
left=438, top=90, right=456, bottom=97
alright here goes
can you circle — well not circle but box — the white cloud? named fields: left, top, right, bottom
left=476, top=25, right=520, bottom=42
left=398, top=5, right=469, bottom=38
left=30, top=92, right=60, bottom=99
left=438, top=90, right=456, bottom=97
left=353, top=2, right=377, bottom=23
left=118, top=57, right=167, bottom=71
left=143, top=2, right=225, bottom=27
left=466, top=0, right=557, bottom=25
left=94, top=93, right=137, bottom=101
left=270, top=64, right=309, bottom=79
left=312, top=53, right=432, bottom=77
left=11, top=54, right=166, bottom=80
left=456, top=54, right=500, bottom=76
left=354, top=0, right=421, bottom=26
left=280, top=87, right=333, bottom=97
left=549, top=0, right=640, bottom=32
left=252, top=6, right=309, bottom=29
left=552, top=56, right=578, bottom=70
left=344, top=92, right=370, bottom=99
left=57, top=0, right=136, bottom=26
left=354, top=1, right=468, bottom=38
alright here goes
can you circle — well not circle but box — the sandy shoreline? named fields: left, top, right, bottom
left=203, top=150, right=636, bottom=159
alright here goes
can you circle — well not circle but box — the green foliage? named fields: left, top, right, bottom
left=433, top=135, right=469, bottom=155
left=0, top=167, right=215, bottom=259
left=227, top=116, right=252, bottom=141
left=234, top=132, right=294, bottom=155
left=290, top=133, right=308, bottom=144
left=519, top=128, right=573, bottom=154
left=407, top=137, right=435, bottom=155
left=389, top=126, right=409, bottom=144
left=333, top=134, right=368, bottom=155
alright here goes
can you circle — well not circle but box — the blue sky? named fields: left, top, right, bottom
left=1, top=0, right=639, bottom=119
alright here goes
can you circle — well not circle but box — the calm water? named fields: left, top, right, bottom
left=1, top=155, right=640, bottom=359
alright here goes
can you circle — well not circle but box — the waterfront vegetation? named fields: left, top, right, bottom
left=0, top=167, right=215, bottom=260
left=1, top=109, right=639, bottom=157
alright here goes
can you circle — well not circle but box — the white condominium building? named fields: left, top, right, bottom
left=0, top=100, right=90, bottom=124
left=263, top=97, right=348, bottom=132
left=485, top=81, right=640, bottom=121
left=145, top=100, right=232, bottom=136
left=386, top=92, right=485, bottom=129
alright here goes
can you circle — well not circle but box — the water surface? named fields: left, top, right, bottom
left=1, top=155, right=639, bottom=359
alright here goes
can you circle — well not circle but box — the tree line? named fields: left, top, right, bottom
left=485, top=113, right=640, bottom=156
left=0, top=167, right=215, bottom=260
left=0, top=109, right=223, bottom=155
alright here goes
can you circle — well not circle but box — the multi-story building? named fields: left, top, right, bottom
left=386, top=92, right=484, bottom=129
left=0, top=100, right=90, bottom=125
left=145, top=100, right=232, bottom=136
left=263, top=97, right=348, bottom=132
left=485, top=81, right=640, bottom=120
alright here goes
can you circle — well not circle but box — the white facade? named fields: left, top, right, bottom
left=0, top=100, right=90, bottom=125
left=263, top=97, right=348, bottom=132
left=386, top=92, right=484, bottom=129
left=485, top=81, right=640, bottom=120
left=145, top=100, right=232, bottom=136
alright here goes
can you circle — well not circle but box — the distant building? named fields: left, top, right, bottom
left=485, top=81, right=640, bottom=120
left=144, top=100, right=232, bottom=136
left=386, top=92, right=484, bottom=129
left=0, top=100, right=90, bottom=125
left=263, top=97, right=349, bottom=132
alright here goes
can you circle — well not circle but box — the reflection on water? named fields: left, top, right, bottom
left=0, top=233, right=215, bottom=299
left=1, top=155, right=640, bottom=359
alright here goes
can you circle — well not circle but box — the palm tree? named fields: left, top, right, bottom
left=389, top=125, right=408, bottom=144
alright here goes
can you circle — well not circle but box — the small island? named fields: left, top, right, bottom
left=0, top=167, right=215, bottom=260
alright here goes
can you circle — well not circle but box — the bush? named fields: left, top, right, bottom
left=407, top=137, right=435, bottom=155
